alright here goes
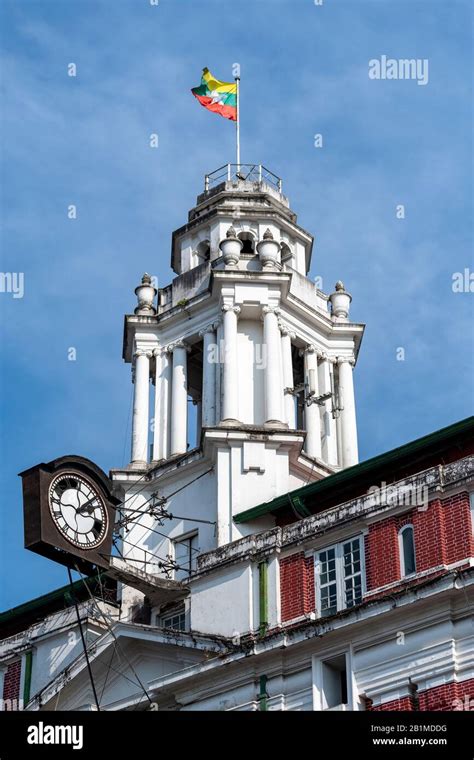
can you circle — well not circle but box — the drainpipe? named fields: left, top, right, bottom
left=258, top=561, right=268, bottom=637
left=258, top=674, right=268, bottom=711
left=23, top=651, right=32, bottom=707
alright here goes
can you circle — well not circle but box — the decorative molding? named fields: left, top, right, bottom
left=336, top=356, right=355, bottom=367
left=262, top=306, right=281, bottom=318
left=278, top=322, right=296, bottom=339
left=299, top=344, right=317, bottom=356
left=221, top=305, right=241, bottom=316
left=199, top=323, right=218, bottom=338
left=168, top=340, right=191, bottom=353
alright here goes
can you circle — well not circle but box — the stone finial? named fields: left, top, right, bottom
left=134, top=272, right=157, bottom=316
left=219, top=227, right=242, bottom=267
left=329, top=281, right=352, bottom=320
left=257, top=229, right=280, bottom=270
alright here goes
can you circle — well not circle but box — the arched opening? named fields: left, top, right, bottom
left=280, top=242, right=293, bottom=263
left=196, top=240, right=210, bottom=261
left=237, top=231, right=255, bottom=254
left=399, top=525, right=416, bottom=577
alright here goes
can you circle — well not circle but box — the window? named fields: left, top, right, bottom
left=316, top=537, right=363, bottom=617
left=399, top=525, right=416, bottom=577
left=313, top=652, right=352, bottom=711
left=173, top=532, right=199, bottom=581
left=280, top=242, right=293, bottom=263
left=196, top=240, right=210, bottom=261
left=158, top=604, right=186, bottom=632
left=237, top=231, right=255, bottom=254
left=321, top=654, right=348, bottom=710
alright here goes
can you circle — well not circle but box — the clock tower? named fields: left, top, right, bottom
left=111, top=164, right=364, bottom=594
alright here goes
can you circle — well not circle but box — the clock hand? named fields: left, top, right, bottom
left=76, top=495, right=100, bottom=515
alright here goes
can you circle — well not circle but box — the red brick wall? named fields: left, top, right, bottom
left=418, top=678, right=474, bottom=711
left=280, top=493, right=472, bottom=618
left=365, top=517, right=400, bottom=589
left=443, top=493, right=473, bottom=564
left=2, top=660, right=21, bottom=710
left=280, top=552, right=315, bottom=622
left=367, top=679, right=474, bottom=711
left=368, top=696, right=414, bottom=711
left=365, top=492, right=473, bottom=592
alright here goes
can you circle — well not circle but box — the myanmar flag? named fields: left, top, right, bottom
left=191, top=68, right=237, bottom=121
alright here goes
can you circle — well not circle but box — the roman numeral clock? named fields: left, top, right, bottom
left=19, top=456, right=119, bottom=573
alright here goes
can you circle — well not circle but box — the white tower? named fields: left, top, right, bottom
left=111, top=165, right=364, bottom=604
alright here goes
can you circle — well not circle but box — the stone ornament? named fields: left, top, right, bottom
left=257, top=228, right=281, bottom=270
left=329, top=280, right=352, bottom=320
left=219, top=225, right=243, bottom=268
left=134, top=273, right=157, bottom=316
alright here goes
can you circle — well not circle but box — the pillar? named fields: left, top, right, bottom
left=338, top=357, right=359, bottom=467
left=195, top=399, right=202, bottom=446
left=318, top=353, right=338, bottom=465
left=131, top=350, right=151, bottom=465
left=152, top=347, right=171, bottom=461
left=200, top=323, right=217, bottom=427
left=221, top=305, right=240, bottom=422
left=262, top=306, right=284, bottom=425
left=215, top=319, right=223, bottom=423
left=280, top=323, right=296, bottom=428
left=303, top=345, right=322, bottom=459
left=170, top=341, right=189, bottom=456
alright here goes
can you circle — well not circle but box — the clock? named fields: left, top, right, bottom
left=48, top=473, right=108, bottom=549
left=20, top=455, right=119, bottom=573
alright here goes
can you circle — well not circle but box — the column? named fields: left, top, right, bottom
left=215, top=319, right=223, bottom=423
left=262, top=306, right=284, bottom=425
left=318, top=353, right=338, bottom=465
left=200, top=323, right=217, bottom=427
left=338, top=357, right=359, bottom=467
left=170, top=341, right=189, bottom=456
left=303, top=345, right=322, bottom=459
left=152, top=347, right=171, bottom=461
left=221, top=305, right=240, bottom=422
left=280, top=323, right=296, bottom=428
left=195, top=399, right=202, bottom=446
left=131, top=350, right=151, bottom=465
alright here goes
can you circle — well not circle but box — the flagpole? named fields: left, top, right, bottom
left=235, top=75, right=240, bottom=173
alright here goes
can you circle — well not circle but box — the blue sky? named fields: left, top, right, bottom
left=0, top=0, right=472, bottom=609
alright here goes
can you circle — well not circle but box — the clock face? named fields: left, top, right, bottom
left=48, top=473, right=108, bottom=549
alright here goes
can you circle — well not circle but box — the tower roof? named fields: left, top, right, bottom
left=170, top=164, right=314, bottom=275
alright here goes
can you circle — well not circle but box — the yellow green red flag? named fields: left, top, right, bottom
left=191, top=68, right=237, bottom=121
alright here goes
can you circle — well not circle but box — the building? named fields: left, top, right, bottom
left=1, top=165, right=473, bottom=712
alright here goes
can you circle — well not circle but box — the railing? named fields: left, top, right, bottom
left=204, top=164, right=282, bottom=193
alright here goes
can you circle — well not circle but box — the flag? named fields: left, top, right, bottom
left=191, top=68, right=237, bottom=121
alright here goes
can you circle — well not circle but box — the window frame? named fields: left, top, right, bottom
left=172, top=530, right=199, bottom=581
left=398, top=524, right=416, bottom=578
left=158, top=603, right=187, bottom=632
left=312, top=650, right=355, bottom=711
left=314, top=535, right=365, bottom=617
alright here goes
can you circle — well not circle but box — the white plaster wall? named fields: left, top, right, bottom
left=190, top=563, right=253, bottom=637
left=237, top=320, right=265, bottom=425
left=120, top=464, right=217, bottom=592
left=29, top=625, right=98, bottom=701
